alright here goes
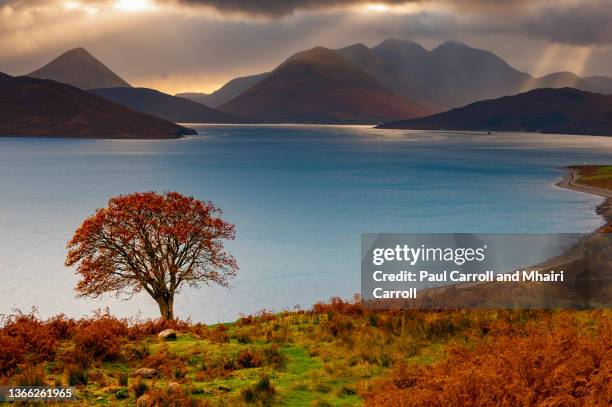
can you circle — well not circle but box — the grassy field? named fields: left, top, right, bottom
left=1, top=300, right=610, bottom=406
left=571, top=164, right=612, bottom=189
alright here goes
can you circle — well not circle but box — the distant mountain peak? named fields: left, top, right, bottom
left=339, top=43, right=370, bottom=52
left=377, top=38, right=423, bottom=48
left=284, top=46, right=351, bottom=68
left=28, top=47, right=131, bottom=90
left=291, top=46, right=334, bottom=58
left=373, top=39, right=428, bottom=55
left=65, top=47, right=92, bottom=56
left=436, top=40, right=470, bottom=49
left=540, top=71, right=581, bottom=79
left=219, top=44, right=432, bottom=123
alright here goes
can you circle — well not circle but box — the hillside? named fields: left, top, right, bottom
left=0, top=73, right=195, bottom=139
left=28, top=48, right=130, bottom=90
left=91, top=87, right=249, bottom=124
left=218, top=47, right=432, bottom=123
left=378, top=87, right=612, bottom=136
left=176, top=72, right=269, bottom=108
left=0, top=301, right=607, bottom=406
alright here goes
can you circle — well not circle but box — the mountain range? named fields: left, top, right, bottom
left=217, top=47, right=432, bottom=123
left=28, top=47, right=131, bottom=90
left=13, top=40, right=612, bottom=131
left=0, top=72, right=195, bottom=139
left=180, top=39, right=612, bottom=112
left=378, top=87, right=612, bottom=136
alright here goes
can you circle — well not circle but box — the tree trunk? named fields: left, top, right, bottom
left=156, top=294, right=174, bottom=321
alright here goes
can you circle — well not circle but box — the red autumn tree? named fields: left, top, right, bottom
left=65, top=192, right=238, bottom=320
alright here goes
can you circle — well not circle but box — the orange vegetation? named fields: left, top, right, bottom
left=0, top=299, right=609, bottom=405
left=365, top=310, right=611, bottom=407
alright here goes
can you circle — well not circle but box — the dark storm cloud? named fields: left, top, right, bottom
left=3, top=0, right=612, bottom=47
left=522, top=1, right=612, bottom=45
left=165, top=0, right=422, bottom=17
left=152, top=0, right=612, bottom=45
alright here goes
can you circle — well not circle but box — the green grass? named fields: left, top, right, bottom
left=575, top=165, right=612, bottom=183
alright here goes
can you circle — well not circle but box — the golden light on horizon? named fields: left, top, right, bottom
left=114, top=0, right=156, bottom=13
left=364, top=4, right=390, bottom=13
left=359, top=2, right=422, bottom=14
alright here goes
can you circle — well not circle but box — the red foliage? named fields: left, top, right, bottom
left=237, top=310, right=276, bottom=326
left=365, top=311, right=612, bottom=407
left=72, top=312, right=128, bottom=363
left=1, top=312, right=57, bottom=365
left=0, top=333, right=24, bottom=375
left=65, top=191, right=238, bottom=320
left=312, top=296, right=363, bottom=316
left=236, top=348, right=263, bottom=368
left=0, top=310, right=205, bottom=374
left=142, top=344, right=186, bottom=377
left=204, top=325, right=229, bottom=344
left=46, top=314, right=77, bottom=340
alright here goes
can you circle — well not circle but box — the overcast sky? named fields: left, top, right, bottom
left=1, top=0, right=612, bottom=93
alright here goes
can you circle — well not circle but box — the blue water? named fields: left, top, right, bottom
left=1, top=125, right=611, bottom=322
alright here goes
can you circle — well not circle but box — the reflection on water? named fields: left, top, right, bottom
left=0, top=126, right=611, bottom=322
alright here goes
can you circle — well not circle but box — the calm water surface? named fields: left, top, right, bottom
left=1, top=125, right=611, bottom=322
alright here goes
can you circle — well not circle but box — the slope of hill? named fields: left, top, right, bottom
left=527, top=72, right=598, bottom=93
left=378, top=87, right=612, bottom=136
left=585, top=75, right=612, bottom=94
left=0, top=73, right=195, bottom=139
left=335, top=43, right=388, bottom=79
left=173, top=92, right=210, bottom=105
left=91, top=87, right=249, bottom=123
left=176, top=72, right=269, bottom=108
left=218, top=47, right=432, bottom=123
left=426, top=41, right=532, bottom=108
left=28, top=47, right=130, bottom=90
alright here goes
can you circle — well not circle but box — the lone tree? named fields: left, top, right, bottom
left=66, top=192, right=238, bottom=320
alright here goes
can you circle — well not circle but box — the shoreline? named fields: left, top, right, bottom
left=556, top=166, right=612, bottom=227
left=556, top=166, right=612, bottom=199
